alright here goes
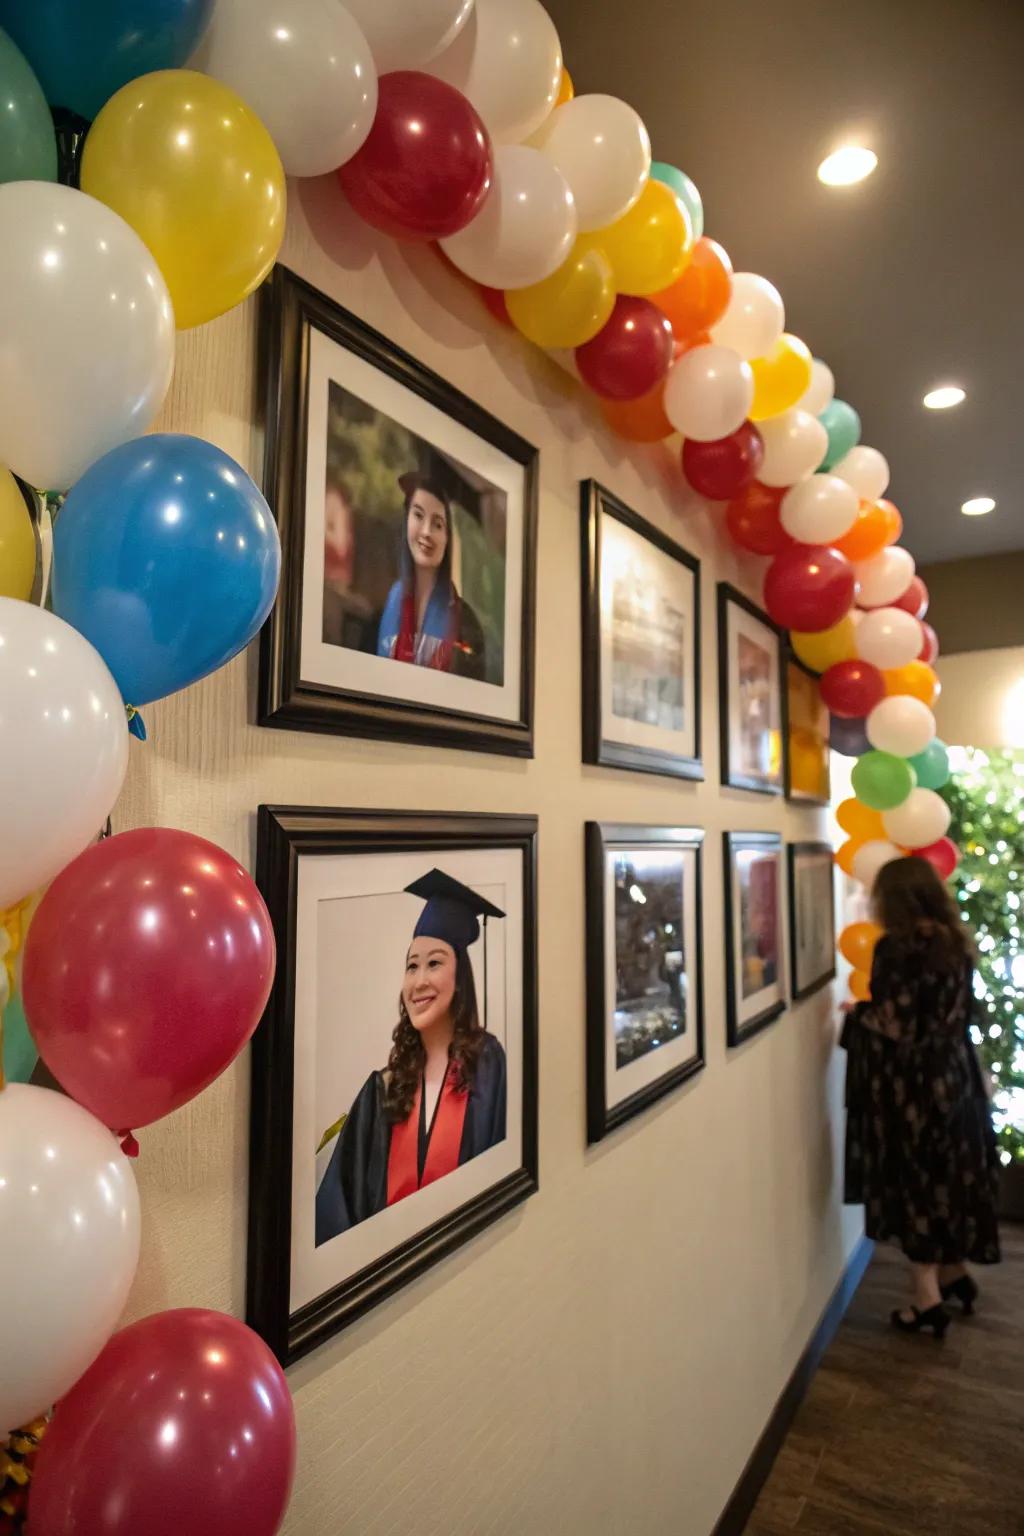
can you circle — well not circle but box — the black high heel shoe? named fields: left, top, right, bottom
left=891, top=1304, right=950, bottom=1339
left=940, top=1274, right=979, bottom=1315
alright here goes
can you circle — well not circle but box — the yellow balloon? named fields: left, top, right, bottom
left=749, top=333, right=813, bottom=421
left=506, top=243, right=614, bottom=349
left=556, top=67, right=574, bottom=106
left=791, top=615, right=857, bottom=674
left=580, top=180, right=692, bottom=297
left=0, top=467, right=35, bottom=601
left=836, top=797, right=885, bottom=842
left=81, top=69, right=286, bottom=330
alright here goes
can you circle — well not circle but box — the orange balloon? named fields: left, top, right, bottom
left=883, top=660, right=940, bottom=706
left=840, top=920, right=883, bottom=970
left=836, top=798, right=886, bottom=841
left=849, top=969, right=871, bottom=1002
left=650, top=236, right=732, bottom=342
left=835, top=838, right=863, bottom=877
left=600, top=383, right=673, bottom=443
left=834, top=499, right=901, bottom=562
left=877, top=498, right=903, bottom=546
left=555, top=67, right=574, bottom=106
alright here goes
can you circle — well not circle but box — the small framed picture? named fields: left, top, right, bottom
left=584, top=822, right=705, bottom=1142
left=247, top=807, right=538, bottom=1364
left=717, top=584, right=783, bottom=795
left=258, top=266, right=538, bottom=756
left=785, top=658, right=831, bottom=805
left=581, top=482, right=702, bottom=780
left=723, top=831, right=786, bottom=1045
left=787, top=841, right=837, bottom=1002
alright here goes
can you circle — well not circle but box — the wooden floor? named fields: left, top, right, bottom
left=746, top=1225, right=1024, bottom=1535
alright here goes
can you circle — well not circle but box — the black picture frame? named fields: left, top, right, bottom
left=717, top=583, right=784, bottom=796
left=247, top=806, right=539, bottom=1365
left=787, top=840, right=838, bottom=1002
left=257, top=265, right=539, bottom=756
left=723, top=830, right=786, bottom=1046
left=585, top=822, right=705, bottom=1142
left=581, top=481, right=702, bottom=781
left=783, top=655, right=832, bottom=806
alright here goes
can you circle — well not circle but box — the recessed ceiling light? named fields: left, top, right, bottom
left=923, top=385, right=966, bottom=410
left=961, top=496, right=995, bottom=517
left=817, top=146, right=878, bottom=187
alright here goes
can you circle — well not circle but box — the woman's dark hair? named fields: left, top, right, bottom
left=398, top=473, right=453, bottom=590
left=382, top=945, right=485, bottom=1122
left=872, top=856, right=973, bottom=970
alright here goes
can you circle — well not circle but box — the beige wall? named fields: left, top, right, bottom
left=935, top=646, right=1024, bottom=749
left=120, top=179, right=862, bottom=1536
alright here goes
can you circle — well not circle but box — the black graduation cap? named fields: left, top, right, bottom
left=405, top=869, right=504, bottom=952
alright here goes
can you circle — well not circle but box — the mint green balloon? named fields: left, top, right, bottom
left=650, top=159, right=703, bottom=240
left=1, top=989, right=38, bottom=1084
left=851, top=750, right=916, bottom=811
left=0, top=26, right=57, bottom=185
left=908, top=739, right=949, bottom=790
left=818, top=399, right=861, bottom=470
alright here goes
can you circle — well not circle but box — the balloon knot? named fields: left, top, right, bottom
left=126, top=707, right=147, bottom=742
left=118, top=1130, right=140, bottom=1158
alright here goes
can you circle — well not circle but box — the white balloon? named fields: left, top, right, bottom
left=344, top=0, right=473, bottom=71
left=0, top=600, right=128, bottom=909
left=529, top=94, right=649, bottom=232
left=855, top=546, right=916, bottom=607
left=780, top=473, right=858, bottom=543
left=0, top=1084, right=140, bottom=1432
left=440, top=144, right=575, bottom=289
left=663, top=345, right=754, bottom=442
left=757, top=408, right=829, bottom=487
left=832, top=444, right=890, bottom=502
left=852, top=839, right=904, bottom=888
left=429, top=0, right=561, bottom=144
left=866, top=695, right=936, bottom=758
left=856, top=606, right=923, bottom=670
left=800, top=358, right=835, bottom=416
left=0, top=182, right=174, bottom=492
left=883, top=788, right=951, bottom=850
left=193, top=0, right=377, bottom=178
left=710, top=272, right=784, bottom=360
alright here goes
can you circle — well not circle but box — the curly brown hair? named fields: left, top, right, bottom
left=872, top=856, right=974, bottom=972
left=382, top=947, right=486, bottom=1122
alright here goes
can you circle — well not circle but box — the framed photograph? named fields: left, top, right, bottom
left=785, top=658, right=831, bottom=805
left=723, top=831, right=786, bottom=1045
left=787, top=841, right=837, bottom=1002
left=247, top=807, right=539, bottom=1364
left=584, top=823, right=705, bottom=1142
left=717, top=584, right=783, bottom=794
left=257, top=266, right=538, bottom=756
left=581, top=482, right=702, bottom=780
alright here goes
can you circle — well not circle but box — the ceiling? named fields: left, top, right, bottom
left=545, top=0, right=1024, bottom=566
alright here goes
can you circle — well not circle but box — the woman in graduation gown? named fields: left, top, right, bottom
left=316, top=871, right=507, bottom=1245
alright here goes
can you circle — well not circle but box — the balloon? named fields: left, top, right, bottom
left=882, top=787, right=951, bottom=850
left=830, top=715, right=870, bottom=758
left=650, top=237, right=732, bottom=342
left=856, top=606, right=923, bottom=669
left=506, top=243, right=613, bottom=348
left=479, top=283, right=512, bottom=325
left=908, top=738, right=950, bottom=790
left=343, top=0, right=472, bottom=72
left=0, top=24, right=56, bottom=183
left=817, top=398, right=861, bottom=470
left=23, top=828, right=276, bottom=1133
left=834, top=498, right=903, bottom=562
left=800, top=358, right=835, bottom=416
left=855, top=546, right=916, bottom=608
left=530, top=94, right=650, bottom=232
left=757, top=407, right=829, bottom=488
left=193, top=0, right=377, bottom=178
left=892, top=574, right=929, bottom=619
left=0, top=468, right=35, bottom=601
left=821, top=659, right=885, bottom=718
left=0, top=1084, right=140, bottom=1433
left=851, top=750, right=917, bottom=811
left=0, top=601, right=128, bottom=911
left=849, top=969, right=871, bottom=1002
left=791, top=615, right=856, bottom=673
left=749, top=333, right=813, bottom=421
left=837, top=798, right=885, bottom=842
left=339, top=70, right=491, bottom=240
left=663, top=344, right=753, bottom=441
left=0, top=0, right=214, bottom=121
left=0, top=181, right=174, bottom=492
left=832, top=444, right=889, bottom=501
left=28, top=1309, right=295, bottom=1536
left=914, top=836, right=959, bottom=881
left=576, top=295, right=673, bottom=400
left=682, top=422, right=763, bottom=501
left=779, top=473, right=859, bottom=544
left=866, top=695, right=936, bottom=758
left=725, top=482, right=793, bottom=556
left=763, top=545, right=856, bottom=632
left=710, top=272, right=785, bottom=359
left=428, top=0, right=561, bottom=145
left=441, top=144, right=576, bottom=289
left=555, top=67, right=573, bottom=106
left=875, top=499, right=904, bottom=546
left=650, top=159, right=703, bottom=239
left=884, top=660, right=940, bottom=706
left=580, top=178, right=691, bottom=297
left=835, top=839, right=861, bottom=877
left=81, top=69, right=285, bottom=331
left=1, top=989, right=37, bottom=1085
left=852, top=839, right=904, bottom=888
left=919, top=621, right=939, bottom=665
left=599, top=384, right=673, bottom=442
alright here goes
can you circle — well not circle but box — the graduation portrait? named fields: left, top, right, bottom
left=247, top=807, right=539, bottom=1364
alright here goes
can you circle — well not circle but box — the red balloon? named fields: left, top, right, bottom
left=338, top=71, right=492, bottom=240
left=29, top=1310, right=295, bottom=1536
left=820, top=658, right=886, bottom=718
left=892, top=574, right=929, bottom=619
left=575, top=295, right=674, bottom=400
left=682, top=421, right=764, bottom=501
left=919, top=620, right=939, bottom=664
left=725, top=481, right=793, bottom=556
left=479, top=283, right=512, bottom=325
left=764, top=545, right=856, bottom=632
left=22, top=828, right=276, bottom=1134
left=913, top=836, right=959, bottom=881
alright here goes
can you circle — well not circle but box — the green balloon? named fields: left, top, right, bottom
left=908, top=739, right=950, bottom=791
left=0, top=25, right=56, bottom=184
left=1, top=988, right=38, bottom=1084
left=851, top=750, right=917, bottom=811
left=650, top=159, right=703, bottom=241
left=818, top=399, right=861, bottom=470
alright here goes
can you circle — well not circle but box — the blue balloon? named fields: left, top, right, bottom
left=830, top=714, right=870, bottom=757
left=0, top=0, right=214, bottom=121
left=52, top=434, right=280, bottom=707
left=908, top=738, right=950, bottom=790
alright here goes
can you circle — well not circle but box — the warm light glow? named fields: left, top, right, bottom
left=923, top=385, right=965, bottom=410
left=817, top=146, right=877, bottom=186
left=961, top=496, right=995, bottom=517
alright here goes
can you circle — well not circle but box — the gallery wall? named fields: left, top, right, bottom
left=118, top=180, right=862, bottom=1536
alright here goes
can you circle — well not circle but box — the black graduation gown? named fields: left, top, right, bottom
left=315, top=1033, right=507, bottom=1246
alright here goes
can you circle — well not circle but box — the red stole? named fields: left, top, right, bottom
left=386, top=1066, right=469, bottom=1207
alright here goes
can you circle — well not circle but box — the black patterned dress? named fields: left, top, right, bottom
left=842, top=927, right=1001, bottom=1265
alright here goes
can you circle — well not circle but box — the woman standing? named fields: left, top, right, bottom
left=842, top=857, right=1001, bottom=1337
